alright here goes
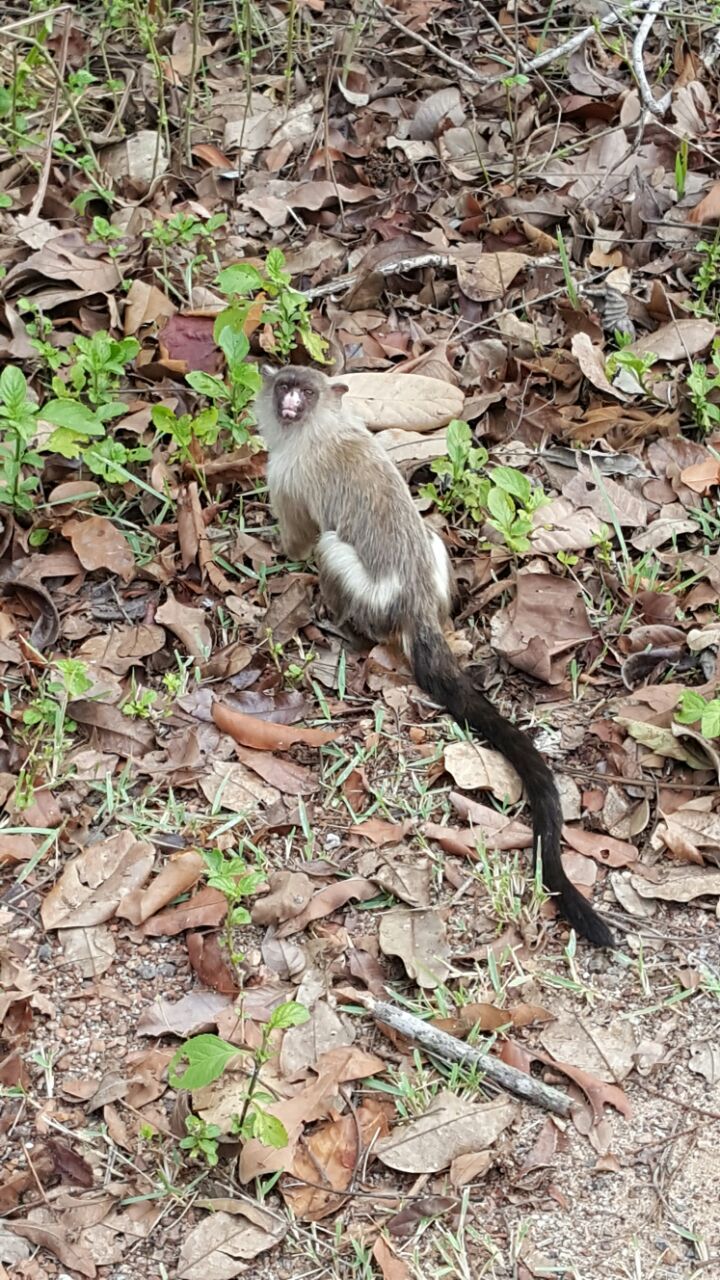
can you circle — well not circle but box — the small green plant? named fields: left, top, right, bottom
left=216, top=248, right=328, bottom=363
left=17, top=659, right=93, bottom=804
left=686, top=350, right=720, bottom=433
left=0, top=366, right=42, bottom=512
left=676, top=689, right=720, bottom=739
left=179, top=1115, right=222, bottom=1167
left=689, top=237, right=720, bottom=321
left=169, top=1001, right=310, bottom=1157
left=151, top=404, right=220, bottom=468
left=605, top=347, right=658, bottom=395
left=16, top=298, right=67, bottom=372
left=675, top=138, right=689, bottom=200
left=201, top=846, right=267, bottom=971
left=556, top=227, right=579, bottom=309
left=122, top=685, right=158, bottom=719
left=87, top=215, right=125, bottom=257
left=422, top=420, right=548, bottom=552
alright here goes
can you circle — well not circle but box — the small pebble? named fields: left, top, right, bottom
left=37, top=943, right=53, bottom=962
left=138, top=961, right=157, bottom=980
left=157, top=961, right=176, bottom=977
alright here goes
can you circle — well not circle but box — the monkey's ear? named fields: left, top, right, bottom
left=261, top=363, right=277, bottom=379
left=331, top=382, right=349, bottom=398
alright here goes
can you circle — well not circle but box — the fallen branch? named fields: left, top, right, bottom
left=631, top=0, right=673, bottom=116
left=373, top=0, right=652, bottom=91
left=303, top=248, right=559, bottom=300
left=357, top=993, right=573, bottom=1117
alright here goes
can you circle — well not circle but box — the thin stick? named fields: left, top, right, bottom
left=631, top=0, right=672, bottom=116
left=357, top=993, right=573, bottom=1117
left=373, top=0, right=652, bottom=89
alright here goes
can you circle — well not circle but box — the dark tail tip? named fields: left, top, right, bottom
left=559, top=881, right=615, bottom=948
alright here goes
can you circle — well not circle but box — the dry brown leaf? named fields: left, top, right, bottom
left=68, top=699, right=154, bottom=757
left=212, top=700, right=340, bottom=750
left=630, top=864, right=720, bottom=903
left=456, top=252, right=527, bottom=303
left=186, top=932, right=239, bottom=994
left=378, top=908, right=450, bottom=989
left=41, top=832, right=155, bottom=930
left=178, top=1207, right=286, bottom=1278
left=59, top=924, right=116, bottom=979
left=444, top=740, right=522, bottom=804
left=330, top=372, right=464, bottom=432
left=571, top=333, right=627, bottom=400
left=63, top=517, right=135, bottom=584
left=200, top=760, right=280, bottom=813
left=77, top=624, right=166, bottom=675
left=116, top=851, right=205, bottom=925
left=372, top=1236, right=413, bottom=1280
left=276, top=877, right=378, bottom=937
left=680, top=456, right=720, bottom=493
left=491, top=573, right=593, bottom=684
left=156, top=591, right=212, bottom=660
left=100, top=129, right=169, bottom=187
left=688, top=181, right=720, bottom=225
left=627, top=318, right=716, bottom=361
left=140, top=885, right=226, bottom=936
left=137, top=991, right=232, bottom=1037
left=350, top=817, right=412, bottom=845
left=409, top=86, right=465, bottom=140
left=231, top=743, right=318, bottom=795
left=540, top=1020, right=637, bottom=1083
left=653, top=803, right=720, bottom=865
left=562, top=827, right=638, bottom=868
left=499, top=1041, right=631, bottom=1123
left=376, top=1091, right=517, bottom=1173
left=252, top=871, right=314, bottom=925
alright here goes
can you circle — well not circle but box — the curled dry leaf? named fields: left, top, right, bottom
left=41, top=832, right=155, bottom=930
left=491, top=572, right=593, bottom=685
left=626, top=318, right=716, bottom=361
left=378, top=908, right=450, bottom=989
left=252, top=871, right=314, bottom=925
left=63, top=517, right=135, bottom=584
left=200, top=760, right=280, bottom=814
left=232, top=743, right=319, bottom=795
left=212, top=700, right=340, bottom=750
left=156, top=591, right=212, bottom=660
left=142, top=886, right=227, bottom=936
left=376, top=1091, right=517, bottom=1173
left=630, top=864, right=720, bottom=903
left=116, top=850, right=205, bottom=925
left=275, top=877, right=378, bottom=937
left=330, top=372, right=464, bottom=432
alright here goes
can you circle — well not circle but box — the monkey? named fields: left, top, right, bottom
left=255, top=365, right=615, bottom=948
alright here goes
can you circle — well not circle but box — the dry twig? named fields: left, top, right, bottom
left=631, top=0, right=673, bottom=116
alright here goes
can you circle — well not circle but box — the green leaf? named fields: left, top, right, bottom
left=218, top=325, right=250, bottom=368
left=301, top=327, right=329, bottom=363
left=168, top=1034, right=243, bottom=1090
left=217, top=262, right=264, bottom=297
left=486, top=487, right=514, bottom=526
left=264, top=248, right=289, bottom=287
left=250, top=1110, right=289, bottom=1149
left=41, top=399, right=105, bottom=436
left=186, top=370, right=229, bottom=401
left=0, top=364, right=29, bottom=413
left=268, top=1000, right=310, bottom=1031
left=445, top=418, right=471, bottom=468
left=151, top=405, right=178, bottom=432
left=700, top=699, right=720, bottom=739
left=490, top=466, right=531, bottom=505
left=676, top=689, right=706, bottom=725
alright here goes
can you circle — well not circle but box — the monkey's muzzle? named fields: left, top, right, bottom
left=279, top=388, right=306, bottom=420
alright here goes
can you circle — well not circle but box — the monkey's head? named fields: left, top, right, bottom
left=265, top=367, right=347, bottom=427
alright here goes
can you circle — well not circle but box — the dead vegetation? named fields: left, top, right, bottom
left=1, top=3, right=720, bottom=1279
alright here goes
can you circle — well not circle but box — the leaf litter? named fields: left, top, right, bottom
left=2, top=4, right=720, bottom=1280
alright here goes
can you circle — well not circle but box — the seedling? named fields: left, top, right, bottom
left=422, top=419, right=548, bottom=552
left=686, top=351, right=720, bottom=433
left=17, top=659, right=93, bottom=803
left=169, top=1000, right=310, bottom=1158
left=689, top=237, right=720, bottom=321
left=0, top=365, right=42, bottom=512
left=216, top=248, right=328, bottom=363
left=605, top=347, right=658, bottom=396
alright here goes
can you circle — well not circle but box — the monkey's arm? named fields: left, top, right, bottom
left=274, top=491, right=319, bottom=560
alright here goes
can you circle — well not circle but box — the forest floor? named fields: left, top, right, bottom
left=1, top=3, right=720, bottom=1279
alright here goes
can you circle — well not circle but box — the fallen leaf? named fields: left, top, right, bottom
left=378, top=909, right=450, bottom=989
left=41, top=832, right=155, bottom=929
left=456, top=253, right=527, bottom=303
left=330, top=372, right=463, bottom=431
left=100, top=128, right=169, bottom=188
left=630, top=864, right=720, bottom=903
left=444, top=740, right=522, bottom=804
left=491, top=573, right=593, bottom=684
left=63, top=517, right=135, bottom=583
left=137, top=991, right=232, bottom=1038
left=8, top=1219, right=96, bottom=1277
left=540, top=1020, right=637, bottom=1082
left=200, top=760, right=280, bottom=813
left=212, top=700, right=340, bottom=750
left=376, top=1091, right=517, bottom=1173
left=116, top=851, right=205, bottom=925
left=178, top=1207, right=286, bottom=1278
left=680, top=455, right=720, bottom=493
left=571, top=333, right=626, bottom=400
left=372, top=1236, right=413, bottom=1280
left=156, top=591, right=212, bottom=660
left=276, top=878, right=378, bottom=937
left=688, top=181, right=720, bottom=224
left=59, top=924, right=116, bottom=978
left=252, top=871, right=314, bottom=925
left=232, top=743, right=318, bottom=795
left=562, top=827, right=638, bottom=868
left=627, top=318, right=716, bottom=361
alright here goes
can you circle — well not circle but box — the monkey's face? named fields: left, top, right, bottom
left=272, top=372, right=319, bottom=424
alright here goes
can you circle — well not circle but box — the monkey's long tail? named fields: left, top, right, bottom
left=408, top=621, right=615, bottom=948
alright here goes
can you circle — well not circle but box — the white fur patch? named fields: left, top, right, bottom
left=430, top=530, right=453, bottom=609
left=317, top=532, right=402, bottom=616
